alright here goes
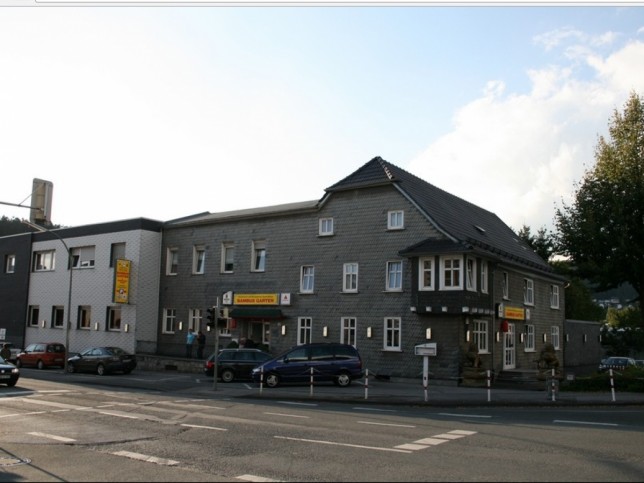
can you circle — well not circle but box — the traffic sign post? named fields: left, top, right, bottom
left=415, top=343, right=437, bottom=402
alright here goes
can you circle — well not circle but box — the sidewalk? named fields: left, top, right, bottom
left=193, top=376, right=644, bottom=407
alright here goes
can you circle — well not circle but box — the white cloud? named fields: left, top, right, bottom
left=408, top=37, right=644, bottom=232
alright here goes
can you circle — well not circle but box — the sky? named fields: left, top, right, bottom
left=1, top=4, right=644, bottom=233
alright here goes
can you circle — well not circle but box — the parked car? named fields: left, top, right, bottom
left=598, top=356, right=637, bottom=372
left=635, top=360, right=644, bottom=368
left=251, top=342, right=363, bottom=388
left=67, top=346, right=137, bottom=375
left=0, top=356, right=19, bottom=387
left=204, top=348, right=271, bottom=382
left=16, top=342, right=66, bottom=369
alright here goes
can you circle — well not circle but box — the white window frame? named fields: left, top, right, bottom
left=466, top=258, right=477, bottom=292
left=319, top=217, right=334, bottom=236
left=419, top=257, right=434, bottom=291
left=550, top=285, right=560, bottom=309
left=52, top=306, right=64, bottom=329
left=5, top=254, right=16, bottom=273
left=341, top=317, right=357, bottom=346
left=387, top=210, right=404, bottom=230
left=166, top=248, right=178, bottom=276
left=193, top=246, right=206, bottom=275
left=386, top=260, right=403, bottom=292
left=502, top=272, right=509, bottom=299
left=524, top=324, right=535, bottom=352
left=440, top=255, right=463, bottom=290
left=222, top=243, right=235, bottom=273
left=300, top=265, right=315, bottom=293
left=33, top=250, right=55, bottom=272
left=108, top=306, right=122, bottom=331
left=189, top=308, right=202, bottom=332
left=383, top=317, right=401, bottom=351
left=251, top=240, right=266, bottom=272
left=71, top=246, right=95, bottom=269
left=480, top=260, right=488, bottom=294
left=163, top=308, right=176, bottom=334
left=110, top=242, right=126, bottom=268
left=523, top=278, right=535, bottom=306
left=28, top=306, right=40, bottom=327
left=343, top=263, right=359, bottom=293
left=297, top=317, right=312, bottom=345
left=473, top=319, right=488, bottom=353
left=551, top=326, right=560, bottom=350
left=78, top=306, right=91, bottom=330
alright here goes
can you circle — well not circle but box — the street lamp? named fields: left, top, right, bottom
left=22, top=219, right=73, bottom=373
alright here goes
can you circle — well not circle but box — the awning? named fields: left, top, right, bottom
left=229, top=308, right=285, bottom=320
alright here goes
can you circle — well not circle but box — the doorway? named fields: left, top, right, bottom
left=503, top=323, right=516, bottom=370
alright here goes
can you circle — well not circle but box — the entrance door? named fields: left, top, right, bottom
left=503, top=323, right=516, bottom=370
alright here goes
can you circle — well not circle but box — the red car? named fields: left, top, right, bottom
left=16, top=342, right=67, bottom=369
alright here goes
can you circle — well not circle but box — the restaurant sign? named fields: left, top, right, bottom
left=233, top=293, right=279, bottom=306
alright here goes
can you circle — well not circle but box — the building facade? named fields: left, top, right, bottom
left=158, top=157, right=566, bottom=382
left=7, top=219, right=163, bottom=355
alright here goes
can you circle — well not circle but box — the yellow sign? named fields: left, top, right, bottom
left=233, top=293, right=279, bottom=305
left=503, top=306, right=525, bottom=320
left=113, top=259, right=131, bottom=304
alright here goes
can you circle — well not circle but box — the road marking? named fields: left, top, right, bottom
left=357, top=421, right=416, bottom=428
left=28, top=432, right=76, bottom=443
left=409, top=437, right=449, bottom=446
left=554, top=419, right=619, bottom=427
left=98, top=411, right=139, bottom=419
left=274, top=436, right=412, bottom=453
left=0, top=411, right=47, bottom=418
left=181, top=424, right=228, bottom=431
left=395, top=430, right=478, bottom=451
left=277, top=401, right=318, bottom=407
left=237, top=475, right=282, bottom=482
left=438, top=412, right=492, bottom=419
left=111, top=451, right=179, bottom=466
left=395, top=443, right=435, bottom=450
left=264, top=412, right=310, bottom=419
left=352, top=407, right=397, bottom=412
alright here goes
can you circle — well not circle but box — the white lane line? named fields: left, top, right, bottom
left=98, top=411, right=139, bottom=419
left=438, top=412, right=492, bottom=419
left=357, top=421, right=416, bottom=428
left=411, top=437, right=449, bottom=446
left=264, top=412, right=310, bottom=419
left=395, top=443, right=432, bottom=450
left=432, top=433, right=466, bottom=440
left=28, top=432, right=76, bottom=443
left=352, top=407, right=397, bottom=412
left=0, top=411, right=48, bottom=418
left=111, top=450, right=179, bottom=466
left=277, top=401, right=318, bottom=407
left=274, top=436, right=412, bottom=454
left=181, top=424, right=228, bottom=431
left=554, top=419, right=619, bottom=427
left=448, top=430, right=477, bottom=435
left=237, top=474, right=282, bottom=482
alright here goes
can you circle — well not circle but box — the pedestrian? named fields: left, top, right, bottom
left=196, top=330, right=206, bottom=359
left=186, top=329, right=196, bottom=359
left=0, top=343, right=11, bottom=361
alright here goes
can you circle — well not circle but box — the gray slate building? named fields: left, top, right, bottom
left=159, top=157, right=566, bottom=383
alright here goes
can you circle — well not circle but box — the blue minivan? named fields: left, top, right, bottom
left=251, top=342, right=363, bottom=388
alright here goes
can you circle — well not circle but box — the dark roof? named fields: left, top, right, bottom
left=326, top=157, right=553, bottom=274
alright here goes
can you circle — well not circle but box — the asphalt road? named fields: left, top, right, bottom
left=1, top=369, right=644, bottom=482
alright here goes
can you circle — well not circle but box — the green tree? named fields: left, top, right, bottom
left=555, top=92, right=644, bottom=326
left=516, top=224, right=555, bottom=262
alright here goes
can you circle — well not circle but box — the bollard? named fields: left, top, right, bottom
left=551, top=368, right=556, bottom=402
left=609, top=368, right=616, bottom=402
left=364, top=368, right=369, bottom=400
left=259, top=367, right=263, bottom=396
left=310, top=366, right=314, bottom=397
left=487, top=370, right=491, bottom=403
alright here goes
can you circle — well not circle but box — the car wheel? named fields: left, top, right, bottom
left=15, top=359, right=22, bottom=368
left=67, top=363, right=76, bottom=373
left=123, top=369, right=132, bottom=375
left=7, top=381, right=16, bottom=387
left=265, top=373, right=280, bottom=388
left=37, top=359, right=45, bottom=370
left=97, top=364, right=106, bottom=376
left=221, top=369, right=235, bottom=383
left=335, top=371, right=352, bottom=387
